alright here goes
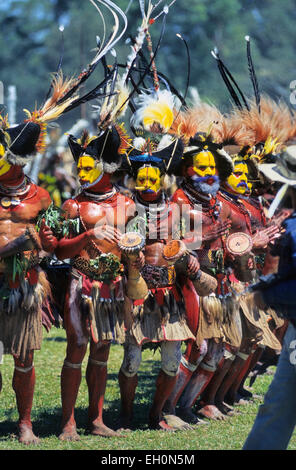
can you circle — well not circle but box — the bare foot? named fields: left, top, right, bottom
left=197, top=404, right=227, bottom=421
left=215, top=401, right=235, bottom=416
left=178, top=407, right=209, bottom=426
left=162, top=413, right=193, bottom=430
left=18, top=423, right=40, bottom=445
left=90, top=421, right=124, bottom=437
left=238, top=386, right=253, bottom=399
left=236, top=397, right=251, bottom=406
left=149, top=415, right=176, bottom=432
left=116, top=416, right=133, bottom=433
left=59, top=424, right=80, bottom=441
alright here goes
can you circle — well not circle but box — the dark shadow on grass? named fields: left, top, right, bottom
left=0, top=406, right=88, bottom=440
left=43, top=336, right=67, bottom=342
left=0, top=356, right=162, bottom=439
left=103, top=358, right=161, bottom=431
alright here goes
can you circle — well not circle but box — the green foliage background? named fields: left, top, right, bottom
left=1, top=0, right=296, bottom=131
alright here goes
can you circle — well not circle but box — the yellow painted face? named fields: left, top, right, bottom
left=192, top=151, right=216, bottom=177
left=227, top=162, right=249, bottom=195
left=77, top=155, right=102, bottom=185
left=135, top=166, right=162, bottom=194
left=0, top=144, right=12, bottom=176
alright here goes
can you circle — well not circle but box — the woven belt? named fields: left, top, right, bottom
left=141, top=264, right=176, bottom=289
left=72, top=256, right=121, bottom=282
left=72, top=256, right=104, bottom=280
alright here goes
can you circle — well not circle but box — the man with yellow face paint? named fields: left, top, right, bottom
left=0, top=119, right=60, bottom=445
left=206, top=153, right=282, bottom=417
left=135, top=165, right=162, bottom=197
left=48, top=126, right=137, bottom=441
left=164, top=132, right=238, bottom=423
left=76, top=154, right=103, bottom=187
left=118, top=137, right=201, bottom=431
left=226, top=161, right=250, bottom=195
left=0, top=143, right=14, bottom=176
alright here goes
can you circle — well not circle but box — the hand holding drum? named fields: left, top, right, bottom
left=225, top=232, right=256, bottom=282
left=162, top=240, right=217, bottom=296
left=118, top=232, right=148, bottom=300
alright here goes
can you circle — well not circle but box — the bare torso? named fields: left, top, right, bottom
left=0, top=183, right=51, bottom=245
left=62, top=192, right=135, bottom=259
left=142, top=201, right=180, bottom=267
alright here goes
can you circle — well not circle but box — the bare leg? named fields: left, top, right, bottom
left=217, top=354, right=247, bottom=407
left=118, top=368, right=138, bottom=430
left=149, top=341, right=184, bottom=430
left=149, top=369, right=178, bottom=431
left=118, top=342, right=142, bottom=429
left=59, top=335, right=87, bottom=441
left=164, top=341, right=207, bottom=415
left=87, top=341, right=122, bottom=437
left=179, top=366, right=217, bottom=422
left=237, top=348, right=263, bottom=399
left=201, top=357, right=235, bottom=415
left=13, top=351, right=40, bottom=445
left=181, top=340, right=226, bottom=421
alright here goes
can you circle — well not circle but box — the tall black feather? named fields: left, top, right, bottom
left=62, top=73, right=116, bottom=114
left=245, top=35, right=261, bottom=113
left=176, top=34, right=190, bottom=105
left=212, top=48, right=250, bottom=111
left=212, top=50, right=243, bottom=110
left=128, top=47, right=187, bottom=106
left=97, top=35, right=109, bottom=92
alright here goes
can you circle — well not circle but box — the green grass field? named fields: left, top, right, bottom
left=0, top=327, right=295, bottom=451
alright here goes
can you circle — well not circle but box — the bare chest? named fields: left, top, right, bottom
left=77, top=201, right=129, bottom=230
left=0, top=198, right=43, bottom=224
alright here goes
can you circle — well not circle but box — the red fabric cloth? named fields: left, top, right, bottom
left=80, top=272, right=121, bottom=298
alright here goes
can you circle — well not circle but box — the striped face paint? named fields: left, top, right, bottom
left=135, top=166, right=162, bottom=194
left=227, top=162, right=249, bottom=195
left=77, top=155, right=102, bottom=186
left=192, top=151, right=216, bottom=178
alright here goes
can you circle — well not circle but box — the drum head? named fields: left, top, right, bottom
left=226, top=232, right=253, bottom=256
left=163, top=240, right=187, bottom=261
left=118, top=232, right=145, bottom=253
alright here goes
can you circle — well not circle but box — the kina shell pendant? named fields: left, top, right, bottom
left=1, top=197, right=21, bottom=208
left=1, top=197, right=12, bottom=208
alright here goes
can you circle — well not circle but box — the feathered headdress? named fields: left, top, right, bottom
left=68, top=74, right=132, bottom=173
left=122, top=133, right=184, bottom=179
left=211, top=36, right=296, bottom=190
left=119, top=0, right=188, bottom=181
left=168, top=104, right=234, bottom=180
left=68, top=121, right=131, bottom=174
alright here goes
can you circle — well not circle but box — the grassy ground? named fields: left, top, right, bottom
left=0, top=327, right=295, bottom=451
